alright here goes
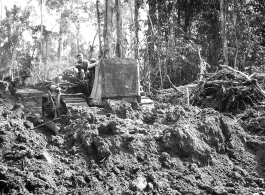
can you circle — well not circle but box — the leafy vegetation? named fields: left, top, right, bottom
left=0, top=0, right=264, bottom=89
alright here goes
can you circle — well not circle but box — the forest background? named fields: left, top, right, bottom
left=0, top=0, right=264, bottom=91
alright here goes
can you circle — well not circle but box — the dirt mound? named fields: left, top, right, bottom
left=1, top=89, right=265, bottom=194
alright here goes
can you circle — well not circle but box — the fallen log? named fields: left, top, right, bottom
left=220, top=65, right=251, bottom=80
left=203, top=80, right=240, bottom=85
left=167, top=75, right=184, bottom=94
left=220, top=65, right=265, bottom=98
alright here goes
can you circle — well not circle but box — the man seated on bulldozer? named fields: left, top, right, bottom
left=75, top=53, right=98, bottom=81
left=74, top=53, right=99, bottom=96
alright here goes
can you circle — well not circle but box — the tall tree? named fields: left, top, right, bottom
left=0, top=0, right=2, bottom=21
left=76, top=21, right=80, bottom=52
left=45, top=0, right=89, bottom=63
left=115, top=0, right=122, bottom=57
left=0, top=4, right=31, bottom=79
left=58, top=12, right=64, bottom=63
left=145, top=0, right=156, bottom=92
left=57, top=8, right=71, bottom=63
left=147, top=0, right=156, bottom=67
left=96, top=0, right=102, bottom=57
left=220, top=0, right=228, bottom=65
left=134, top=0, right=139, bottom=59
left=40, top=0, right=44, bottom=76
left=232, top=0, right=238, bottom=69
left=103, top=0, right=113, bottom=58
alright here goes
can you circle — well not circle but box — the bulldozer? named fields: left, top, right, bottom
left=41, top=58, right=153, bottom=134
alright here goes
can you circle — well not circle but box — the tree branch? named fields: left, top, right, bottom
left=167, top=75, right=184, bottom=94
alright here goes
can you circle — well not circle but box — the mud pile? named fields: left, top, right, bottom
left=1, top=89, right=265, bottom=194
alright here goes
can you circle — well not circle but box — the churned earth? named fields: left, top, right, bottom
left=1, top=86, right=265, bottom=195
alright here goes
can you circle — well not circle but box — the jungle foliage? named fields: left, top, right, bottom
left=0, top=0, right=264, bottom=89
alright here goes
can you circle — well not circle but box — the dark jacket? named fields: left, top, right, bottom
left=75, top=60, right=89, bottom=72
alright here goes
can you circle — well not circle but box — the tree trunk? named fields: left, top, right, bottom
left=58, top=13, right=63, bottom=64
left=0, top=0, right=2, bottom=21
left=103, top=0, right=113, bottom=58
left=96, top=0, right=102, bottom=57
left=128, top=1, right=133, bottom=58
left=5, top=7, right=14, bottom=80
left=40, top=0, right=43, bottom=57
left=220, top=0, right=228, bottom=65
left=5, top=7, right=11, bottom=55
left=163, top=1, right=176, bottom=88
left=76, top=22, right=80, bottom=53
left=40, top=0, right=45, bottom=78
left=58, top=34, right=62, bottom=62
left=233, top=0, right=238, bottom=69
left=183, top=0, right=191, bottom=38
left=147, top=0, right=156, bottom=66
left=10, top=43, right=17, bottom=81
left=115, top=0, right=123, bottom=57
left=146, top=0, right=156, bottom=92
left=158, top=58, right=163, bottom=89
left=89, top=32, right=98, bottom=59
left=134, top=0, right=139, bottom=59
left=157, top=1, right=164, bottom=89
left=127, top=0, right=135, bottom=58
left=45, top=38, right=48, bottom=79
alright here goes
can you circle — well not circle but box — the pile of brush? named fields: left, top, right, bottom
left=190, top=65, right=265, bottom=113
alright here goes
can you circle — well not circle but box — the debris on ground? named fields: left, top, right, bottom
left=1, top=70, right=265, bottom=194
left=157, top=66, right=265, bottom=113
left=190, top=66, right=265, bottom=113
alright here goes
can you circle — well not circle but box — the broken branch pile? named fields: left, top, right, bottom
left=250, top=72, right=265, bottom=88
left=190, top=66, right=265, bottom=113
left=155, top=88, right=182, bottom=105
left=154, top=85, right=197, bottom=106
